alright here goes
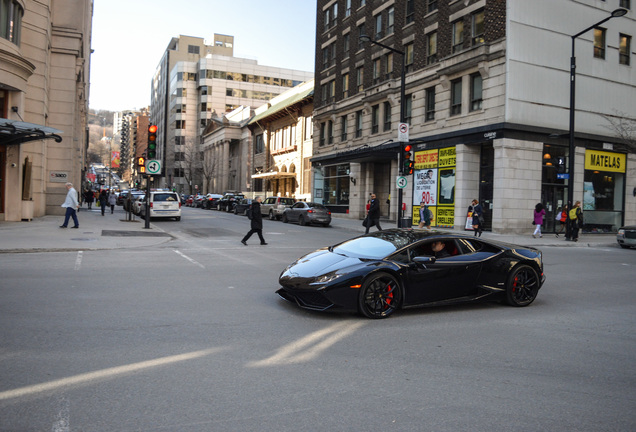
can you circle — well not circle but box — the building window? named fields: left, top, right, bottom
left=176, top=120, right=186, bottom=129
left=356, top=67, right=364, bottom=92
left=0, top=0, right=23, bottom=44
left=452, top=20, right=464, bottom=53
left=470, top=73, right=483, bottom=111
left=404, top=94, right=412, bottom=124
left=320, top=122, right=326, bottom=146
left=345, top=0, right=352, bottom=17
left=355, top=110, right=363, bottom=138
left=327, top=120, right=334, bottom=144
left=341, top=115, right=348, bottom=141
left=373, top=58, right=381, bottom=83
left=374, top=14, right=383, bottom=39
left=619, top=0, right=630, bottom=9
left=619, top=33, right=631, bottom=65
left=383, top=102, right=392, bottom=131
left=357, top=24, right=366, bottom=50
left=427, top=32, right=438, bottom=64
left=405, top=43, right=414, bottom=68
left=387, top=7, right=394, bottom=35
left=405, top=0, right=414, bottom=24
left=342, top=73, right=350, bottom=98
left=385, top=53, right=394, bottom=78
left=343, top=33, right=350, bottom=59
left=371, top=105, right=379, bottom=134
left=450, top=79, right=462, bottom=115
left=594, top=27, right=606, bottom=59
left=322, top=43, right=336, bottom=70
left=425, top=87, right=436, bottom=121
left=188, top=45, right=200, bottom=54
left=255, top=134, right=264, bottom=154
left=427, top=1, right=438, bottom=13
left=472, top=10, right=485, bottom=45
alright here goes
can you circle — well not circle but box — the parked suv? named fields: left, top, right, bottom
left=139, top=191, right=182, bottom=221
left=260, top=196, right=296, bottom=220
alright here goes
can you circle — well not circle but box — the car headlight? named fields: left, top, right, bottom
left=311, top=271, right=342, bottom=285
left=618, top=229, right=625, bottom=236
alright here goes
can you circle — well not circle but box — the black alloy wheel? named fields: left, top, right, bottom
left=506, top=264, right=540, bottom=307
left=358, top=272, right=402, bottom=319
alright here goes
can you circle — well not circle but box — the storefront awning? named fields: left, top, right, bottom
left=251, top=172, right=297, bottom=179
left=0, top=118, right=63, bottom=146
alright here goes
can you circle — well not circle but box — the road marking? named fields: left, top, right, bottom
left=247, top=320, right=365, bottom=367
left=174, top=250, right=205, bottom=268
left=74, top=251, right=83, bottom=271
left=51, top=396, right=70, bottom=432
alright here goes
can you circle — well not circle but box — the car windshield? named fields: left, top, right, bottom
left=332, top=231, right=415, bottom=259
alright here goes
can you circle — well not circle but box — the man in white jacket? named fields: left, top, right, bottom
left=60, top=182, right=80, bottom=228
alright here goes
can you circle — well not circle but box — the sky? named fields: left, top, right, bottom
left=89, top=0, right=317, bottom=112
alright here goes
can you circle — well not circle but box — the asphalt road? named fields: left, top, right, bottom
left=1, top=207, right=635, bottom=431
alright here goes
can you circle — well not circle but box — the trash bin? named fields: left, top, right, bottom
left=399, top=217, right=412, bottom=228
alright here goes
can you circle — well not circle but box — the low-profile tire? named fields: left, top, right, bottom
left=269, top=210, right=276, bottom=221
left=619, top=244, right=630, bottom=249
left=282, top=214, right=289, bottom=223
left=175, top=216, right=181, bottom=221
left=299, top=215, right=306, bottom=226
left=358, top=272, right=402, bottom=319
left=505, top=264, right=540, bottom=307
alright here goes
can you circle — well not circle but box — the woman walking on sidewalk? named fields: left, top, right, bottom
left=532, top=203, right=546, bottom=238
left=108, top=190, right=117, bottom=214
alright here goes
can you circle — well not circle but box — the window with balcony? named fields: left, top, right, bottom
left=450, top=79, right=462, bottom=115
left=383, top=102, right=392, bottom=131
left=0, top=0, right=23, bottom=45
left=594, top=27, right=606, bottom=59
left=472, top=10, right=485, bottom=45
left=452, top=20, right=464, bottom=53
left=619, top=33, right=631, bottom=65
left=427, top=32, right=438, bottom=64
left=470, top=73, right=483, bottom=111
left=425, top=87, right=436, bottom=121
left=371, top=105, right=379, bottom=134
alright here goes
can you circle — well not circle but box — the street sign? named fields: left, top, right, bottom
left=146, top=159, right=161, bottom=175
left=398, top=122, right=409, bottom=142
left=396, top=176, right=408, bottom=189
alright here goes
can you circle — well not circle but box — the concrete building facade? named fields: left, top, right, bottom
left=312, top=0, right=635, bottom=234
left=0, top=0, right=93, bottom=221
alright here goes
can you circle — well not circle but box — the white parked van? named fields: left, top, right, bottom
left=139, top=191, right=181, bottom=221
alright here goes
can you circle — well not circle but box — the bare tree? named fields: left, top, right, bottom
left=182, top=138, right=202, bottom=194
left=601, top=110, right=636, bottom=152
left=201, top=151, right=217, bottom=194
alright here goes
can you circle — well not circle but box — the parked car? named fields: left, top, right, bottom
left=282, top=202, right=331, bottom=226
left=121, top=190, right=145, bottom=212
left=131, top=194, right=146, bottom=215
left=217, top=193, right=245, bottom=212
left=261, top=196, right=296, bottom=220
left=193, top=194, right=207, bottom=208
left=203, top=193, right=223, bottom=209
left=617, top=225, right=636, bottom=249
left=233, top=198, right=253, bottom=216
left=277, top=229, right=546, bottom=319
left=139, top=191, right=182, bottom=221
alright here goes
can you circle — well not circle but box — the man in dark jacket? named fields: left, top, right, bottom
left=365, top=193, right=382, bottom=234
left=241, top=196, right=267, bottom=245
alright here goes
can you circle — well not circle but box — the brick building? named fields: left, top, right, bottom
left=312, top=0, right=635, bottom=234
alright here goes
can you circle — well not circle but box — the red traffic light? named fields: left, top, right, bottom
left=148, top=124, right=157, bottom=134
left=404, top=144, right=412, bottom=152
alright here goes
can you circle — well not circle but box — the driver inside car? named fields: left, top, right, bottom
left=431, top=241, right=450, bottom=259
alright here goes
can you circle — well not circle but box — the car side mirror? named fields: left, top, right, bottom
left=412, top=256, right=436, bottom=268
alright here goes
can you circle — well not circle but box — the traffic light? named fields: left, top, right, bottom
left=402, top=144, right=414, bottom=175
left=137, top=156, right=146, bottom=174
left=147, top=124, right=157, bottom=160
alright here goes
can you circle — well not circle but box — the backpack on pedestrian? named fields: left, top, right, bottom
left=569, top=208, right=578, bottom=220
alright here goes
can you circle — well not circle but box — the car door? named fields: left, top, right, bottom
left=403, top=238, right=484, bottom=305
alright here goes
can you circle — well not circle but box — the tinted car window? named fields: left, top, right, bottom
left=280, top=198, right=295, bottom=205
left=308, top=203, right=327, bottom=209
left=154, top=193, right=178, bottom=201
left=292, top=202, right=305, bottom=209
left=333, top=237, right=399, bottom=259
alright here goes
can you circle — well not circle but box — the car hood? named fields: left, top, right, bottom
left=281, top=248, right=365, bottom=280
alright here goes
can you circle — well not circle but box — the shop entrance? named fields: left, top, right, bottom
left=541, top=184, right=567, bottom=233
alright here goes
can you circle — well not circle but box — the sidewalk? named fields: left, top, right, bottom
left=0, top=207, right=172, bottom=253
left=0, top=209, right=618, bottom=253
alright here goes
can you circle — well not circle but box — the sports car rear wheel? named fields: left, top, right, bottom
left=358, top=272, right=402, bottom=319
left=506, top=264, right=539, bottom=307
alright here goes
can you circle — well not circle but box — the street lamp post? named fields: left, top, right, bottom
left=360, top=35, right=407, bottom=227
left=567, top=8, right=627, bottom=210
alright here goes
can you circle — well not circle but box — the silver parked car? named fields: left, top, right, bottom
left=617, top=225, right=636, bottom=249
left=282, top=202, right=331, bottom=227
left=260, top=196, right=296, bottom=220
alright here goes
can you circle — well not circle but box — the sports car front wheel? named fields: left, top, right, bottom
left=506, top=264, right=539, bottom=307
left=358, top=272, right=402, bottom=319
